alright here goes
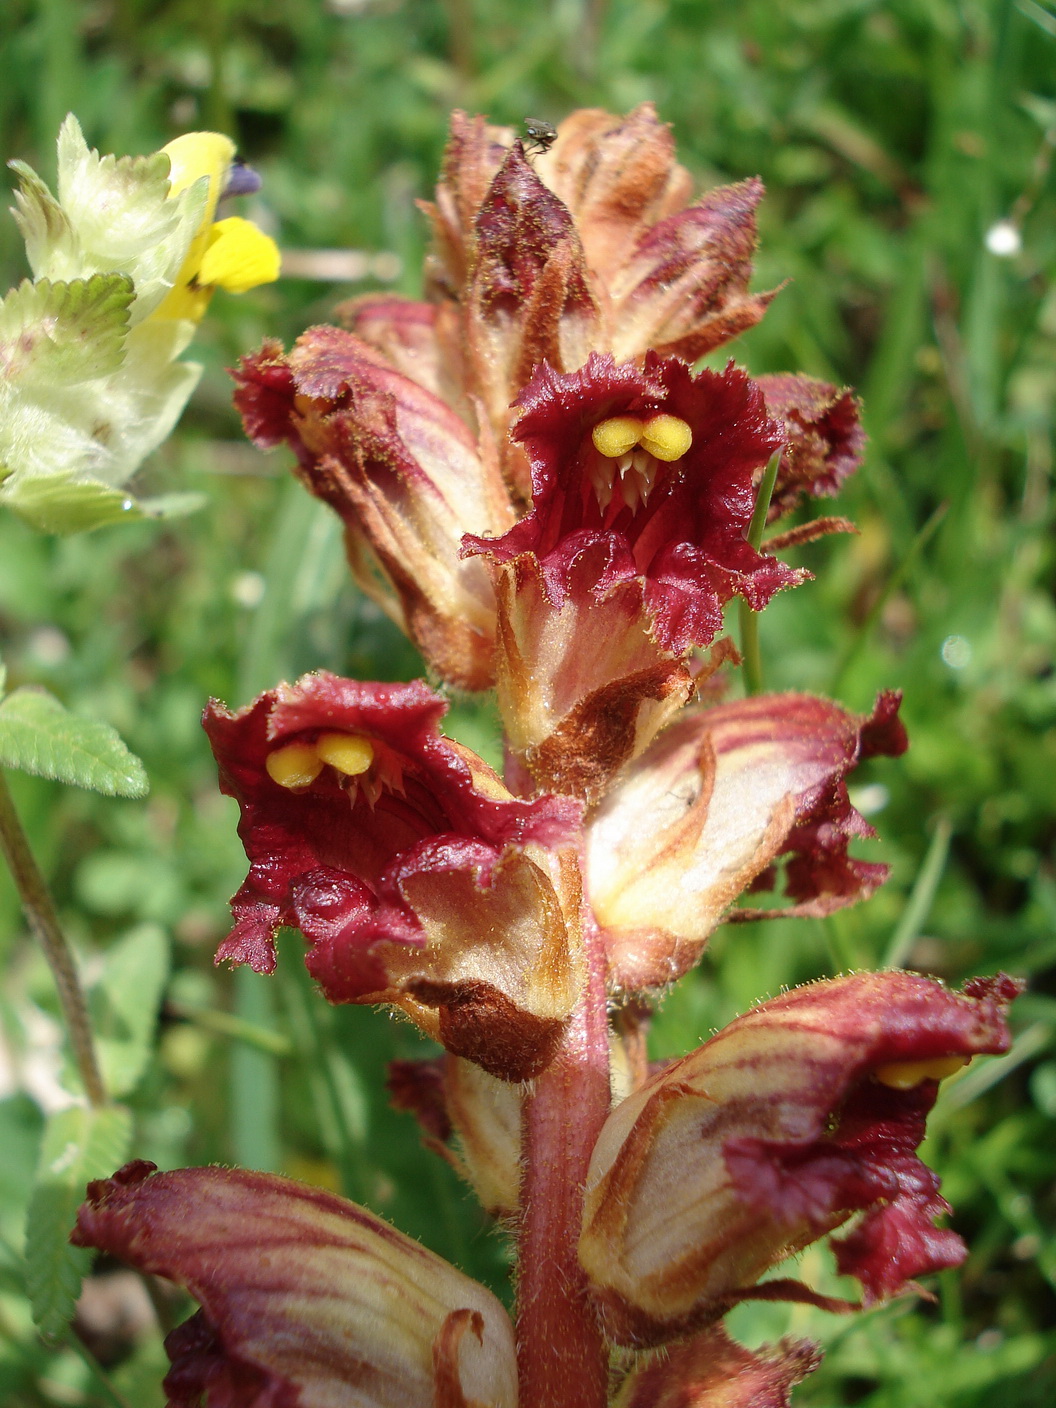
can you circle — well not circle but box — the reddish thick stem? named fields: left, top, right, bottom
left=516, top=923, right=611, bottom=1408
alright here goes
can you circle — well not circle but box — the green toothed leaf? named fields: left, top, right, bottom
left=25, top=1104, right=133, bottom=1340
left=7, top=159, right=76, bottom=275
left=90, top=924, right=171, bottom=1098
left=0, top=687, right=148, bottom=796
left=0, top=274, right=133, bottom=384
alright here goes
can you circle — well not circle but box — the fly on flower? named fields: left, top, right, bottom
left=523, top=117, right=558, bottom=155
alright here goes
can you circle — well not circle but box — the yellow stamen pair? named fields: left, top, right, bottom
left=153, top=132, right=280, bottom=323
left=591, top=413, right=692, bottom=463
left=266, top=733, right=375, bottom=791
left=873, top=1055, right=969, bottom=1090
left=588, top=413, right=693, bottom=512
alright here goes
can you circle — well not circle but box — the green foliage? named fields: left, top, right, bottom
left=89, top=924, right=170, bottom=1098
left=0, top=686, right=148, bottom=796
left=24, top=1104, right=132, bottom=1341
left=0, top=0, right=1053, bottom=1404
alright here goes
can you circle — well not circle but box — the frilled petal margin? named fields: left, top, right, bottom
left=586, top=690, right=907, bottom=991
left=72, top=1162, right=517, bottom=1408
left=578, top=971, right=1021, bottom=1347
left=461, top=354, right=801, bottom=799
left=204, top=671, right=584, bottom=1080
left=756, top=372, right=864, bottom=520
left=464, top=353, right=798, bottom=657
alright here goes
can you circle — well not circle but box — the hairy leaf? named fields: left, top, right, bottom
left=0, top=274, right=133, bottom=384
left=25, top=1104, right=133, bottom=1339
left=0, top=475, right=147, bottom=534
left=0, top=687, right=148, bottom=796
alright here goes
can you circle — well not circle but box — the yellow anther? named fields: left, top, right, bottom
left=639, top=413, right=692, bottom=462
left=874, top=1055, right=969, bottom=1090
left=315, top=732, right=375, bottom=777
left=592, top=416, right=644, bottom=459
left=266, top=742, right=324, bottom=790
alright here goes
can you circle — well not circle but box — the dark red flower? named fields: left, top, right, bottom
left=465, top=353, right=799, bottom=654
left=587, top=690, right=908, bottom=990
left=459, top=354, right=803, bottom=797
left=579, top=971, right=1022, bottom=1347
left=203, top=670, right=583, bottom=1079
left=72, top=1162, right=517, bottom=1408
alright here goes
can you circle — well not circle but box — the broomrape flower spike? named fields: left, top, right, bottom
left=0, top=116, right=279, bottom=533
left=71, top=105, right=1024, bottom=1408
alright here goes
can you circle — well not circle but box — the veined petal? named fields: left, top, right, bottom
left=587, top=691, right=907, bottom=990
left=427, top=105, right=773, bottom=416
left=542, top=105, right=694, bottom=280
left=204, top=671, right=583, bottom=1079
left=72, top=1161, right=517, bottom=1408
left=579, top=972, right=1021, bottom=1346
left=233, top=328, right=512, bottom=691
left=337, top=294, right=472, bottom=420
left=389, top=1055, right=522, bottom=1219
left=464, top=141, right=601, bottom=501
left=609, top=178, right=777, bottom=364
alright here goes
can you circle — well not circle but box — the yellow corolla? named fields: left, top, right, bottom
left=153, top=132, right=280, bottom=322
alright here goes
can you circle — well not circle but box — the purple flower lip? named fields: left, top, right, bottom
left=221, top=159, right=262, bottom=198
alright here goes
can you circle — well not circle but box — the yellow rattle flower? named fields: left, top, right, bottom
left=154, top=132, right=280, bottom=322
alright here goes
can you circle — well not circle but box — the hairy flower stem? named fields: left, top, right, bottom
left=0, top=767, right=106, bottom=1106
left=740, top=450, right=782, bottom=695
left=516, top=913, right=612, bottom=1408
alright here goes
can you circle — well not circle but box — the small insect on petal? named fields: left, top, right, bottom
left=874, top=1055, right=969, bottom=1089
left=315, top=732, right=375, bottom=777
left=266, top=743, right=324, bottom=790
left=523, top=117, right=558, bottom=154
left=639, top=413, right=692, bottom=462
left=592, top=416, right=643, bottom=458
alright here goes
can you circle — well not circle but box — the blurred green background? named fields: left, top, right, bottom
left=0, top=0, right=1054, bottom=1403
